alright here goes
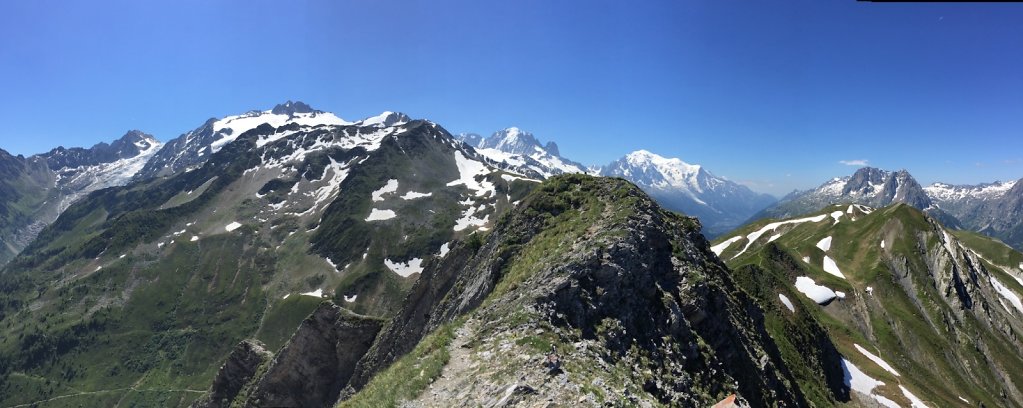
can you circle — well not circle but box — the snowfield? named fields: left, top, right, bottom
left=384, top=258, right=424, bottom=277
left=794, top=276, right=837, bottom=304
left=822, top=256, right=846, bottom=279
left=778, top=293, right=795, bottom=313
left=371, top=179, right=399, bottom=201
left=841, top=358, right=899, bottom=408
left=711, top=236, right=743, bottom=256
left=225, top=221, right=242, bottom=232
left=447, top=151, right=496, bottom=197
left=731, top=213, right=829, bottom=259
left=366, top=208, right=397, bottom=221
left=854, top=344, right=900, bottom=376
left=816, top=236, right=833, bottom=251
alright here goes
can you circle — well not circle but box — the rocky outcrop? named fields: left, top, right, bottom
left=339, top=175, right=841, bottom=407
left=243, top=302, right=383, bottom=407
left=190, top=340, right=273, bottom=408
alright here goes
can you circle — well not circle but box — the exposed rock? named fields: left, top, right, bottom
left=190, top=340, right=272, bottom=408
left=340, top=175, right=838, bottom=407
left=244, top=302, right=383, bottom=407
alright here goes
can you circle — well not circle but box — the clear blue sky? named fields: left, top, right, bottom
left=1, top=0, right=1021, bottom=196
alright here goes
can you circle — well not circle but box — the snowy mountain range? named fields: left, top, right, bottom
left=456, top=127, right=587, bottom=178
left=753, top=167, right=932, bottom=221
left=458, top=129, right=776, bottom=235
left=754, top=166, right=1023, bottom=249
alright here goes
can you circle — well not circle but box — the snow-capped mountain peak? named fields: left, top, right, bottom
left=457, top=127, right=587, bottom=178
left=601, top=150, right=776, bottom=235
left=208, top=104, right=351, bottom=154
left=924, top=180, right=1017, bottom=202
left=624, top=150, right=703, bottom=176
left=477, top=127, right=544, bottom=156
left=357, top=111, right=411, bottom=128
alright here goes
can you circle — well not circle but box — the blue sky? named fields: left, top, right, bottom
left=1, top=0, right=1021, bottom=196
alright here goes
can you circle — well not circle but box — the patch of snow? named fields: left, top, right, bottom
left=499, top=173, right=539, bottom=183
left=841, top=358, right=898, bottom=408
left=835, top=291, right=846, bottom=299
left=711, top=236, right=742, bottom=256
left=324, top=257, right=340, bottom=273
left=446, top=151, right=496, bottom=197
left=211, top=109, right=349, bottom=152
left=830, top=210, right=843, bottom=224
left=854, top=344, right=900, bottom=376
left=190, top=235, right=199, bottom=242
left=732, top=214, right=829, bottom=259
left=366, top=208, right=397, bottom=221
left=778, top=294, right=795, bottom=313
left=847, top=204, right=855, bottom=214
left=400, top=191, right=432, bottom=200
left=438, top=243, right=451, bottom=257
left=795, top=276, right=837, bottom=304
left=989, top=276, right=1023, bottom=314
left=119, top=254, right=126, bottom=259
left=344, top=294, right=357, bottom=302
left=817, top=236, right=833, bottom=252
left=282, top=293, right=290, bottom=300
left=900, top=385, right=929, bottom=408
left=384, top=258, right=424, bottom=278
left=958, top=396, right=969, bottom=403
left=802, top=256, right=811, bottom=264
left=453, top=205, right=490, bottom=232
left=225, top=221, right=242, bottom=232
left=300, top=289, right=324, bottom=297
left=866, top=286, right=874, bottom=295
left=881, top=239, right=885, bottom=249
left=822, top=256, right=846, bottom=279
left=371, top=179, right=399, bottom=201
left=768, top=233, right=782, bottom=243
left=157, top=242, right=165, bottom=248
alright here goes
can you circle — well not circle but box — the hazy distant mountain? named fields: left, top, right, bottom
left=753, top=167, right=933, bottom=221
left=600, top=150, right=777, bottom=236
left=926, top=179, right=1023, bottom=250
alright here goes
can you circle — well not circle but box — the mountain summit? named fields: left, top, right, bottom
left=753, top=166, right=932, bottom=221
left=601, top=150, right=776, bottom=236
left=457, top=127, right=587, bottom=178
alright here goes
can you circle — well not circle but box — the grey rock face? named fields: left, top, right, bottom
left=752, top=167, right=932, bottom=222
left=339, top=175, right=837, bottom=407
left=191, top=340, right=273, bottom=408
left=244, top=302, right=382, bottom=407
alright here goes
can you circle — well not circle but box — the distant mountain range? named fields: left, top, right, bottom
left=2, top=101, right=1022, bottom=407
left=457, top=129, right=775, bottom=236
left=754, top=166, right=1023, bottom=250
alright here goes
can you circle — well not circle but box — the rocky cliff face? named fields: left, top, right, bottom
left=191, top=340, right=273, bottom=408
left=331, top=174, right=842, bottom=407
left=192, top=302, right=383, bottom=408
